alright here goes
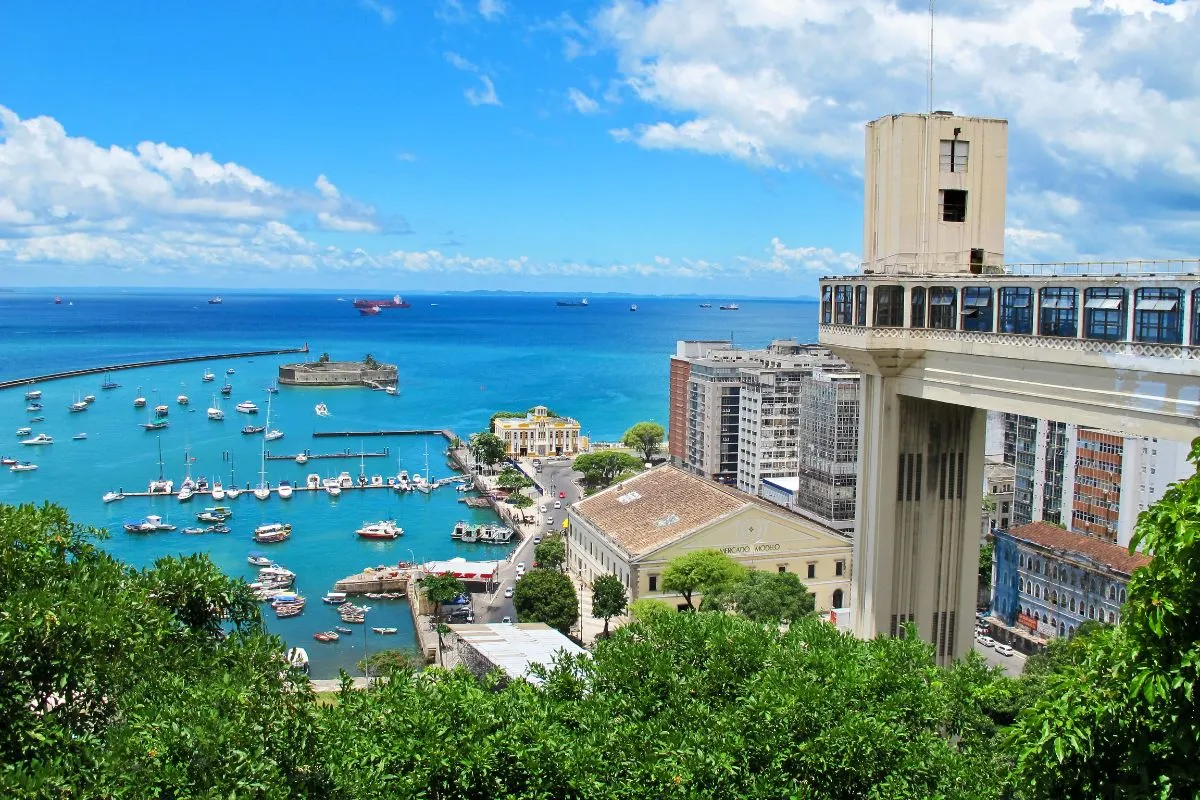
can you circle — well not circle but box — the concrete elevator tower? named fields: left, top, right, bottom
left=821, top=111, right=1199, bottom=665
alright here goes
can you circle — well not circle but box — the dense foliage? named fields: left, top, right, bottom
left=590, top=573, right=628, bottom=636
left=418, top=573, right=468, bottom=621
left=621, top=420, right=665, bottom=462
left=496, top=466, right=534, bottom=490
left=661, top=548, right=747, bottom=610
left=704, top=568, right=816, bottom=622
left=513, top=568, right=579, bottom=633
left=468, top=431, right=506, bottom=470
left=572, top=450, right=643, bottom=490
left=534, top=535, right=566, bottom=570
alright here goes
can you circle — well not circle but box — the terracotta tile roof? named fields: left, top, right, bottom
left=1008, top=521, right=1151, bottom=576
left=572, top=465, right=750, bottom=556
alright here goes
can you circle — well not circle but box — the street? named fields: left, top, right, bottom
left=973, top=640, right=1027, bottom=677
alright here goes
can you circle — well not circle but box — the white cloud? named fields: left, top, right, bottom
left=445, top=52, right=502, bottom=107
left=359, top=0, right=395, bottom=25
left=314, top=174, right=340, bottom=199
left=567, top=88, right=600, bottom=114
left=593, top=0, right=1200, bottom=259
left=478, top=0, right=506, bottom=21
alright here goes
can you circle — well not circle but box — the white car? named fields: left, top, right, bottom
left=976, top=635, right=996, bottom=648
left=995, top=643, right=1014, bottom=656
left=539, top=505, right=547, bottom=513
left=504, top=586, right=513, bottom=598
left=533, top=536, right=542, bottom=544
left=516, top=562, right=526, bottom=572
left=501, top=616, right=512, bottom=624
left=554, top=500, right=562, bottom=509
left=546, top=518, right=555, bottom=527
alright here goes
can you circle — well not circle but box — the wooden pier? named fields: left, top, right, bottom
left=265, top=448, right=390, bottom=462
left=0, top=345, right=309, bottom=390
left=313, top=429, right=455, bottom=440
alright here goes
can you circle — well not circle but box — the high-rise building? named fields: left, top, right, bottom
left=1002, top=414, right=1071, bottom=527
left=794, top=370, right=861, bottom=533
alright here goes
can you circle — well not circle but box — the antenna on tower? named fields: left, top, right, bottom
left=927, top=0, right=935, bottom=114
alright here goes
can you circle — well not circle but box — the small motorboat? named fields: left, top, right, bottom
left=277, top=480, right=294, bottom=499
left=24, top=390, right=41, bottom=400
left=207, top=406, right=224, bottom=421
left=177, top=484, right=195, bottom=502
left=133, top=388, right=147, bottom=408
left=10, top=462, right=38, bottom=472
left=295, top=453, right=308, bottom=464
left=25, top=403, right=42, bottom=412
left=226, top=368, right=235, bottom=375
left=102, top=491, right=125, bottom=503
left=385, top=386, right=397, bottom=396
left=73, top=433, right=87, bottom=441
left=204, top=524, right=231, bottom=534
left=314, top=403, right=330, bottom=417
left=323, top=478, right=342, bottom=497
left=235, top=401, right=258, bottom=414
left=211, top=479, right=225, bottom=501
left=335, top=626, right=353, bottom=635
left=221, top=383, right=233, bottom=396
left=21, top=433, right=53, bottom=445
left=182, top=526, right=207, bottom=535
left=322, top=592, right=348, bottom=605
left=371, top=627, right=398, bottom=635
left=242, top=424, right=265, bottom=435
left=154, top=405, right=169, bottom=418
left=264, top=429, right=284, bottom=442
left=199, top=506, right=232, bottom=520
left=30, top=416, right=44, bottom=422
left=275, top=602, right=305, bottom=619
left=202, top=370, right=215, bottom=382
left=16, top=427, right=32, bottom=437
left=83, top=395, right=96, bottom=404
left=177, top=395, right=189, bottom=406
left=248, top=553, right=274, bottom=567
left=356, top=520, right=403, bottom=540
left=313, top=631, right=339, bottom=643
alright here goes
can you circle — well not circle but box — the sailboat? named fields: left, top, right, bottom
left=133, top=386, right=147, bottom=408
left=415, top=442, right=432, bottom=493
left=225, top=454, right=242, bottom=499
left=177, top=382, right=189, bottom=406
left=100, top=372, right=121, bottom=390
left=142, top=390, right=168, bottom=431
left=202, top=369, right=215, bottom=383
left=177, top=445, right=196, bottom=502
left=254, top=395, right=271, bottom=500
left=148, top=436, right=173, bottom=495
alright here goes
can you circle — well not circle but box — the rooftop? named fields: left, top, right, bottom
left=451, top=623, right=587, bottom=686
left=1004, top=521, right=1151, bottom=576
left=573, top=465, right=809, bottom=557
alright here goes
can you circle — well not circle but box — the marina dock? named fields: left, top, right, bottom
left=0, top=345, right=309, bottom=390
left=265, top=448, right=390, bottom=461
left=313, top=429, right=456, bottom=440
left=108, top=483, right=397, bottom=499
left=333, top=566, right=413, bottom=595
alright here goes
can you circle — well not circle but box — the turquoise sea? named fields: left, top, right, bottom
left=0, top=289, right=818, bottom=677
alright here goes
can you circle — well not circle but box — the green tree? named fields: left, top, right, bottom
left=449, top=436, right=463, bottom=450
left=318, top=351, right=331, bottom=363
left=1012, top=437, right=1200, bottom=797
left=497, top=466, right=534, bottom=490
left=978, top=540, right=995, bottom=591
left=661, top=548, right=747, bottom=610
left=417, top=573, right=467, bottom=622
left=591, top=573, right=628, bottom=636
left=534, top=535, right=566, bottom=571
left=363, top=353, right=379, bottom=369
left=621, top=421, right=665, bottom=463
left=629, top=597, right=674, bottom=621
left=509, top=492, right=534, bottom=515
left=704, top=569, right=815, bottom=623
left=469, top=431, right=507, bottom=472
left=572, top=450, right=643, bottom=490
left=357, top=649, right=423, bottom=677
left=513, top=569, right=578, bottom=633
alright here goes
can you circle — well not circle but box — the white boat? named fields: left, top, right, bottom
left=207, top=394, right=224, bottom=420
left=384, top=386, right=397, bottom=395
left=356, top=520, right=403, bottom=540
left=83, top=395, right=96, bottom=404
left=225, top=485, right=242, bottom=499
left=630, top=304, right=638, bottom=311
left=177, top=394, right=189, bottom=406
left=248, top=554, right=273, bottom=566
left=133, top=387, right=146, bottom=408
left=306, top=473, right=321, bottom=489
left=322, top=592, right=347, bottom=605
left=295, top=453, right=308, bottom=464
left=254, top=484, right=271, bottom=500
left=323, top=477, right=342, bottom=497
left=102, top=490, right=124, bottom=503
left=202, top=370, right=215, bottom=382
left=314, top=403, right=330, bottom=417
left=21, top=433, right=53, bottom=445
left=16, top=427, right=31, bottom=436
left=210, top=479, right=225, bottom=501
left=147, top=435, right=173, bottom=494
left=277, top=480, right=293, bottom=499
left=235, top=401, right=258, bottom=414
left=720, top=302, right=740, bottom=311
left=24, top=390, right=41, bottom=400
left=69, top=399, right=88, bottom=413
left=264, top=429, right=284, bottom=442
left=10, top=462, right=38, bottom=472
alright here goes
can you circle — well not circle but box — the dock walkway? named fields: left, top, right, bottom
left=313, top=429, right=456, bottom=440
left=0, top=345, right=309, bottom=390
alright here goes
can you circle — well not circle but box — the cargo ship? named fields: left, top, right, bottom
left=352, top=294, right=411, bottom=310
left=556, top=298, right=589, bottom=307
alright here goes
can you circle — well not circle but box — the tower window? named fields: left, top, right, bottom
left=1134, top=287, right=1183, bottom=345
left=940, top=190, right=967, bottom=222
left=939, top=139, right=969, bottom=172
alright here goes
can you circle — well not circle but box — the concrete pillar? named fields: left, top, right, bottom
left=854, top=376, right=985, bottom=664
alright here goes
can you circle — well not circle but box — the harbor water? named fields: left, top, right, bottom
left=0, top=290, right=818, bottom=677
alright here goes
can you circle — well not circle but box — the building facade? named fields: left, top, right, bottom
left=793, top=370, right=860, bottom=533
left=493, top=406, right=582, bottom=457
left=982, top=457, right=1015, bottom=538
left=989, top=521, right=1150, bottom=652
left=566, top=465, right=852, bottom=612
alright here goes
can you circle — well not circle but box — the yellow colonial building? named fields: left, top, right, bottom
left=493, top=405, right=582, bottom=457
left=566, top=465, right=853, bottom=612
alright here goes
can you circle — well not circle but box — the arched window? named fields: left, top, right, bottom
left=832, top=588, right=844, bottom=608
left=1069, top=597, right=1076, bottom=612
left=1051, top=590, right=1058, bottom=604
left=1107, top=611, right=1115, bottom=624
left=1019, top=553, right=1025, bottom=569
left=1059, top=622, right=1066, bottom=637
left=1119, top=587, right=1126, bottom=603
left=1018, top=578, right=1024, bottom=593
left=1109, top=585, right=1116, bottom=601
left=1034, top=585, right=1040, bottom=599
left=1089, top=605, right=1095, bottom=620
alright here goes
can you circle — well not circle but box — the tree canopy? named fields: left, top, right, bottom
left=661, top=548, right=747, bottom=610
left=418, top=573, right=467, bottom=619
left=512, top=568, right=578, bottom=633
left=621, top=421, right=665, bottom=463
left=497, top=466, right=534, bottom=490
left=469, top=431, right=506, bottom=469
left=572, top=451, right=643, bottom=490
left=703, top=569, right=815, bottom=623
left=534, top=536, right=566, bottom=571
left=591, top=573, right=628, bottom=636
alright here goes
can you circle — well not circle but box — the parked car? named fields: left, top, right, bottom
left=533, top=536, right=542, bottom=544
left=516, top=562, right=526, bottom=572
left=504, top=586, right=513, bottom=598
left=501, top=616, right=512, bottom=624
left=995, top=643, right=1014, bottom=656
left=976, top=635, right=996, bottom=648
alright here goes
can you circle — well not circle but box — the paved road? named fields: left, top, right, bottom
left=973, top=640, right=1027, bottom=677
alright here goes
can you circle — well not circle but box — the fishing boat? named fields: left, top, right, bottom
left=154, top=404, right=169, bottom=418
left=205, top=524, right=231, bottom=534
left=242, top=424, right=265, bottom=435
left=202, top=370, right=215, bottom=382
left=15, top=427, right=31, bottom=437
left=313, top=631, right=339, bottom=643
left=277, top=479, right=294, bottom=499
left=102, top=490, right=124, bottom=503
left=314, top=403, right=329, bottom=417
left=356, top=520, right=403, bottom=540
left=0, top=457, right=15, bottom=465
left=371, top=627, right=398, bottom=635
left=133, top=387, right=147, bottom=408
left=123, top=514, right=176, bottom=534
left=274, top=601, right=305, bottom=619
left=10, top=462, right=38, bottom=472
left=322, top=592, right=348, bottom=605
left=182, top=526, right=206, bottom=535
left=253, top=522, right=292, bottom=543
left=700, top=303, right=712, bottom=308
left=719, top=302, right=740, bottom=311
left=100, top=373, right=120, bottom=390
left=235, top=401, right=258, bottom=414
left=556, top=298, right=589, bottom=307
left=385, top=386, right=397, bottom=395
left=73, top=433, right=87, bottom=440
left=21, top=433, right=53, bottom=445
left=248, top=553, right=273, bottom=567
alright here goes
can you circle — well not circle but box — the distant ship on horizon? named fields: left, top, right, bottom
left=352, top=294, right=411, bottom=310
left=208, top=296, right=223, bottom=305
left=556, top=298, right=589, bottom=307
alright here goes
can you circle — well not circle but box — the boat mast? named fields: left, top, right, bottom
left=156, top=435, right=165, bottom=481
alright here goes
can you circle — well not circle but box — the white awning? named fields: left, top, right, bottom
left=1085, top=298, right=1123, bottom=310
left=1136, top=299, right=1177, bottom=311
left=1040, top=297, right=1075, bottom=309
left=930, top=294, right=955, bottom=306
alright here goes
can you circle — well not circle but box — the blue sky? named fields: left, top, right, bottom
left=0, top=0, right=1195, bottom=296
